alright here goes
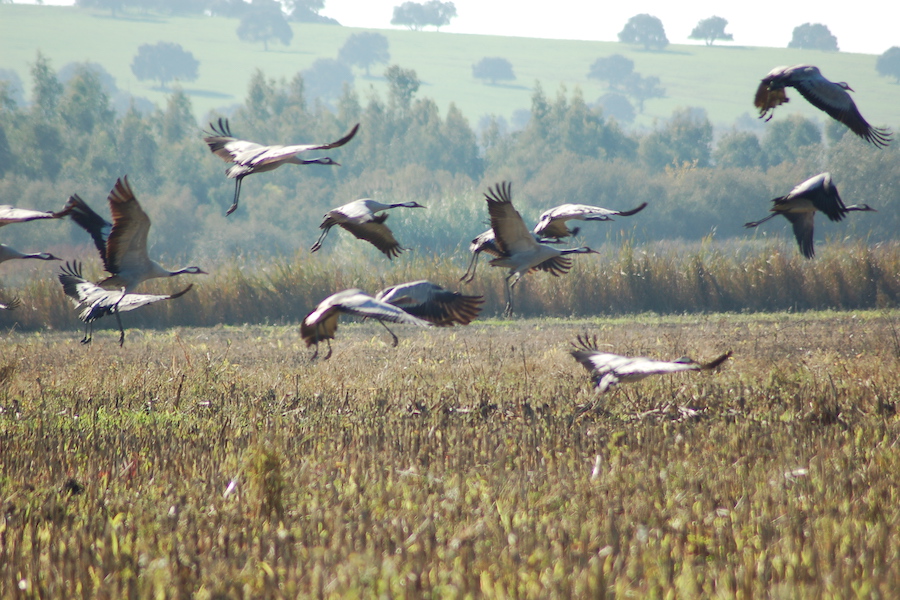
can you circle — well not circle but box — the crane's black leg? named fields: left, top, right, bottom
left=504, top=275, right=515, bottom=318
left=744, top=213, right=779, bottom=228
left=310, top=329, right=321, bottom=360
left=310, top=226, right=332, bottom=253
left=115, top=310, right=126, bottom=347
left=226, top=178, right=242, bottom=216
left=376, top=319, right=400, bottom=347
left=460, top=251, right=480, bottom=283
left=81, top=322, right=92, bottom=345
left=323, top=339, right=332, bottom=360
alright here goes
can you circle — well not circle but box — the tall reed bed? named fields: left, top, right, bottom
left=2, top=240, right=899, bottom=333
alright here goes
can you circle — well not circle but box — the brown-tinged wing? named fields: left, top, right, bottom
left=105, top=176, right=153, bottom=274
left=340, top=215, right=404, bottom=259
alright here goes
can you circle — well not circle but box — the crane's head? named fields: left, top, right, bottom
left=302, top=157, right=340, bottom=166
left=566, top=247, right=599, bottom=255
left=173, top=266, right=208, bottom=276
left=400, top=202, right=426, bottom=209
left=837, top=82, right=854, bottom=92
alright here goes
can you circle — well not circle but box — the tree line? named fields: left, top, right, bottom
left=0, top=52, right=898, bottom=265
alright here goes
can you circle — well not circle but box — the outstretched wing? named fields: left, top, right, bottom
left=485, top=182, right=536, bottom=256
left=340, top=215, right=404, bottom=259
left=376, top=280, right=484, bottom=326
left=791, top=76, right=892, bottom=147
left=104, top=177, right=153, bottom=275
left=65, top=194, right=112, bottom=267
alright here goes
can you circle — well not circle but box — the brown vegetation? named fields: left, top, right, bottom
left=3, top=240, right=899, bottom=334
left=2, top=312, right=900, bottom=596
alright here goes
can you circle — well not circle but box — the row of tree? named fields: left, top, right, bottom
left=619, top=13, right=845, bottom=52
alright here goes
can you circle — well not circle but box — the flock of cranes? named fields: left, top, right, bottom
left=0, top=63, right=892, bottom=395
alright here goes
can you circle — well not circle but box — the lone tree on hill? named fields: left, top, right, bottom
left=596, top=92, right=635, bottom=123
left=689, top=16, right=733, bottom=46
left=472, top=57, right=516, bottom=85
left=788, top=23, right=838, bottom=52
left=876, top=47, right=900, bottom=83
left=384, top=65, right=420, bottom=110
left=618, top=14, right=669, bottom=51
left=302, top=58, right=354, bottom=102
left=236, top=2, right=293, bottom=51
left=284, top=0, right=335, bottom=23
left=623, top=73, right=665, bottom=113
left=587, top=54, right=634, bottom=89
left=391, top=0, right=457, bottom=31
left=338, top=32, right=391, bottom=76
left=131, top=42, right=199, bottom=88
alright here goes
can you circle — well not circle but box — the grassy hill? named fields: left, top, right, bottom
left=1, top=4, right=896, bottom=131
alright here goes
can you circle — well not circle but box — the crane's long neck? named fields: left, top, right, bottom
left=559, top=247, right=594, bottom=255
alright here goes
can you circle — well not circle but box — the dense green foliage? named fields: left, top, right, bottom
left=472, top=57, right=516, bottom=84
left=338, top=32, right=390, bottom=77
left=788, top=23, right=839, bottom=52
left=876, top=46, right=900, bottom=83
left=618, top=14, right=669, bottom=51
left=130, top=42, right=200, bottom=88
left=391, top=0, right=457, bottom=31
left=0, top=52, right=899, bottom=275
left=689, top=16, right=733, bottom=46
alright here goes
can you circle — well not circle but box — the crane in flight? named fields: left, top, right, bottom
left=204, top=119, right=360, bottom=215
left=58, top=261, right=193, bottom=346
left=744, top=172, right=875, bottom=259
left=301, top=288, right=432, bottom=359
left=570, top=334, right=732, bottom=395
left=375, top=280, right=484, bottom=326
left=310, top=198, right=425, bottom=259
left=482, top=182, right=597, bottom=316
left=532, top=202, right=647, bottom=239
left=754, top=65, right=891, bottom=147
left=65, top=177, right=206, bottom=291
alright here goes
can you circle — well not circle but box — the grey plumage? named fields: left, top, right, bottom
left=300, top=288, right=432, bottom=359
left=744, top=172, right=876, bottom=259
left=483, top=182, right=598, bottom=316
left=571, top=334, right=732, bottom=394
left=58, top=261, right=193, bottom=346
left=754, top=65, right=891, bottom=147
left=376, top=280, right=484, bottom=326
left=310, top=198, right=425, bottom=259
left=204, top=119, right=360, bottom=215
left=64, top=177, right=206, bottom=291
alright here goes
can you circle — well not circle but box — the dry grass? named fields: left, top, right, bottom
left=2, top=240, right=900, bottom=337
left=2, top=312, right=900, bottom=597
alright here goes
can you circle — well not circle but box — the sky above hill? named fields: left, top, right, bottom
left=16, top=0, right=900, bottom=56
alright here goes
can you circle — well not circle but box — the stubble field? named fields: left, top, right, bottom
left=2, top=311, right=900, bottom=598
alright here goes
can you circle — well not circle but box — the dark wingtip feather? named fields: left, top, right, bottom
left=700, top=350, right=732, bottom=370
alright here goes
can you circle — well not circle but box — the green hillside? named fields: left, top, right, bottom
left=0, top=4, right=895, bottom=129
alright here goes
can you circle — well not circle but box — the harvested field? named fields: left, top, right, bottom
left=2, top=312, right=899, bottom=597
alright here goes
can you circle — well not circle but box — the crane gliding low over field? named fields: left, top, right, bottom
left=301, top=288, right=433, bottom=360
left=58, top=261, right=194, bottom=346
left=570, top=334, right=732, bottom=395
